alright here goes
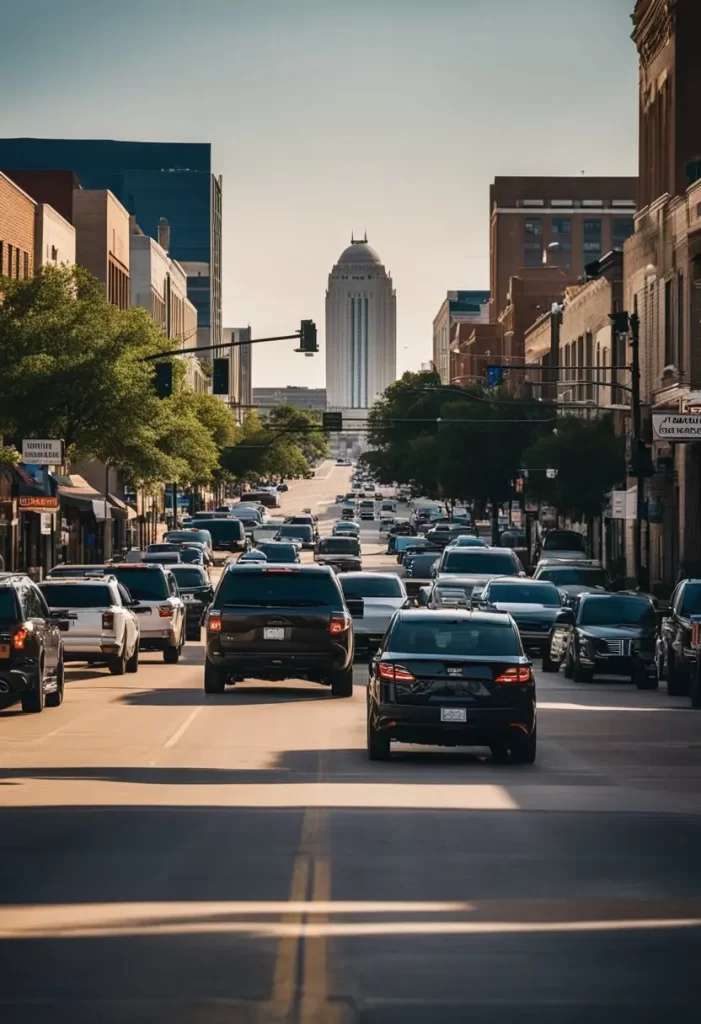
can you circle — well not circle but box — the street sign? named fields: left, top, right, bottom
left=40, top=513, right=53, bottom=535
left=611, top=490, right=627, bottom=519
left=323, top=411, right=343, bottom=432
left=22, top=439, right=64, bottom=465
left=652, top=413, right=701, bottom=441
left=487, top=366, right=504, bottom=388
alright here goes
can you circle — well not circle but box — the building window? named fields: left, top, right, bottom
left=551, top=218, right=572, bottom=235
left=524, top=219, right=542, bottom=237
left=523, top=243, right=542, bottom=267
left=612, top=218, right=634, bottom=248
left=583, top=219, right=602, bottom=237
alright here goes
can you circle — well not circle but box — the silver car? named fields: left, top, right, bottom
left=339, top=572, right=407, bottom=649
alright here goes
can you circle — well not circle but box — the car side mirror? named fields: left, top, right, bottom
left=555, top=608, right=575, bottom=625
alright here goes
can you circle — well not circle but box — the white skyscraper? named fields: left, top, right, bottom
left=325, top=236, right=397, bottom=412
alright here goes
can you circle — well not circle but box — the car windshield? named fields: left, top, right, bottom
left=500, top=532, right=527, bottom=548
left=340, top=577, right=403, bottom=598
left=166, top=530, right=213, bottom=547
left=406, top=554, right=439, bottom=573
left=441, top=551, right=519, bottom=574
left=39, top=584, right=114, bottom=608
left=487, top=582, right=561, bottom=606
left=108, top=567, right=169, bottom=601
left=256, top=544, right=297, bottom=562
left=542, top=530, right=586, bottom=553
left=171, top=567, right=208, bottom=588
left=218, top=570, right=340, bottom=607
left=537, top=567, right=610, bottom=587
left=680, top=583, right=701, bottom=616
left=318, top=538, right=360, bottom=554
left=453, top=536, right=486, bottom=547
left=0, top=589, right=18, bottom=620
left=579, top=597, right=656, bottom=628
left=389, top=619, right=520, bottom=656
left=278, top=525, right=314, bottom=540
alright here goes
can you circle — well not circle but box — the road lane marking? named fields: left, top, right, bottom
left=162, top=707, right=203, bottom=748
left=269, top=853, right=310, bottom=1016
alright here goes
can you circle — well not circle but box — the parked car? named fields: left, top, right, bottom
left=339, top=572, right=407, bottom=651
left=474, top=577, right=563, bottom=654
left=532, top=560, right=610, bottom=602
left=39, top=576, right=141, bottom=674
left=657, top=578, right=701, bottom=696
left=0, top=574, right=68, bottom=712
left=170, top=564, right=215, bottom=641
left=203, top=564, right=354, bottom=696
left=366, top=609, right=536, bottom=763
left=544, top=592, right=658, bottom=687
left=315, top=536, right=362, bottom=573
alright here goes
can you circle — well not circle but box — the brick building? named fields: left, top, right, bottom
left=432, top=290, right=490, bottom=383
left=450, top=322, right=503, bottom=387
left=0, top=171, right=35, bottom=280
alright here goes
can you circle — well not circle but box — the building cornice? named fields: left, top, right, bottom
left=632, top=0, right=675, bottom=68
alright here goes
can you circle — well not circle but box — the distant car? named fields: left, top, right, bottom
left=402, top=550, right=441, bottom=580
left=475, top=577, right=564, bottom=654
left=274, top=524, right=315, bottom=549
left=141, top=551, right=182, bottom=565
left=388, top=535, right=429, bottom=561
left=366, top=609, right=536, bottom=763
left=341, top=505, right=357, bottom=521
left=170, top=564, right=215, bottom=641
left=238, top=549, right=269, bottom=563
left=165, top=528, right=214, bottom=560
left=181, top=518, right=249, bottom=557
left=339, top=572, right=407, bottom=650
left=532, top=560, right=610, bottom=602
left=244, top=490, right=281, bottom=509
left=332, top=521, right=360, bottom=537
left=358, top=500, right=375, bottom=521
left=253, top=542, right=300, bottom=564
left=545, top=591, right=658, bottom=687
left=388, top=520, right=416, bottom=537
left=335, top=494, right=346, bottom=504
left=423, top=579, right=475, bottom=609
left=315, top=536, right=362, bottom=573
left=450, top=535, right=488, bottom=549
left=539, top=529, right=588, bottom=562
left=424, top=526, right=473, bottom=550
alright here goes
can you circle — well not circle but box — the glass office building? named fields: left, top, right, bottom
left=0, top=138, right=222, bottom=349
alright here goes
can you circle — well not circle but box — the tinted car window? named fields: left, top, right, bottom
left=171, top=567, right=209, bottom=589
left=40, top=584, right=114, bottom=607
left=487, top=582, right=560, bottom=606
left=166, top=530, right=213, bottom=548
left=500, top=532, right=527, bottom=548
left=277, top=525, right=314, bottom=541
left=340, top=577, right=403, bottom=598
left=190, top=520, right=244, bottom=542
left=255, top=543, right=297, bottom=562
left=21, top=586, right=46, bottom=619
left=108, top=567, right=169, bottom=601
left=0, top=588, right=18, bottom=621
left=405, top=553, right=440, bottom=574
left=389, top=619, right=520, bottom=656
left=542, top=530, right=586, bottom=552
left=579, top=597, right=656, bottom=628
left=318, top=538, right=360, bottom=555
left=680, top=583, right=701, bottom=616
left=147, top=544, right=180, bottom=553
left=441, top=551, right=519, bottom=574
left=217, top=570, right=341, bottom=607
left=537, top=566, right=609, bottom=587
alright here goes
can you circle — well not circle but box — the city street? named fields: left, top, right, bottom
left=1, top=462, right=700, bottom=1022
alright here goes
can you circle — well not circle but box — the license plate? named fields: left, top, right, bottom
left=441, top=707, right=467, bottom=723
left=0, top=643, right=9, bottom=658
left=264, top=627, right=285, bottom=641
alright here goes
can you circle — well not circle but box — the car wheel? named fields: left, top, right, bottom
left=633, top=665, right=658, bottom=690
left=163, top=645, right=180, bottom=665
left=367, top=713, right=390, bottom=760
left=666, top=650, right=690, bottom=697
left=331, top=665, right=354, bottom=697
left=690, top=660, right=701, bottom=709
left=509, top=725, right=537, bottom=765
left=109, top=649, right=127, bottom=675
left=541, top=647, right=559, bottom=673
left=204, top=660, right=226, bottom=694
left=563, top=645, right=574, bottom=679
left=21, top=662, right=45, bottom=713
left=46, top=656, right=65, bottom=708
left=126, top=643, right=139, bottom=674
left=572, top=659, right=594, bottom=683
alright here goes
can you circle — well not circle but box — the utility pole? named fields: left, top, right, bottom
left=630, top=310, right=645, bottom=588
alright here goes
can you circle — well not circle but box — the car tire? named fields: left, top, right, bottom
left=204, top=660, right=226, bottom=694
left=46, top=656, right=65, bottom=708
left=126, top=643, right=139, bottom=674
left=21, top=662, right=45, bottom=714
left=572, top=660, right=594, bottom=683
left=541, top=647, right=559, bottom=673
left=367, top=714, right=390, bottom=760
left=563, top=646, right=574, bottom=679
left=331, top=665, right=354, bottom=698
left=163, top=645, right=181, bottom=665
left=634, top=665, right=657, bottom=690
left=510, top=725, right=537, bottom=765
left=666, top=649, right=690, bottom=697
left=109, top=649, right=127, bottom=675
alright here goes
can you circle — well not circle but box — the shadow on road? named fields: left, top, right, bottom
left=118, top=682, right=340, bottom=706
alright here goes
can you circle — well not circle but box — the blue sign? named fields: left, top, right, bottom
left=487, top=366, right=504, bottom=388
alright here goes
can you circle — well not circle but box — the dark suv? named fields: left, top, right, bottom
left=204, top=564, right=354, bottom=697
left=657, top=579, right=701, bottom=696
left=0, top=575, right=68, bottom=712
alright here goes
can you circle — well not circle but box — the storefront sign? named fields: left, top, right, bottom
left=611, top=490, right=627, bottom=520
left=18, top=496, right=59, bottom=512
left=21, top=439, right=64, bottom=464
left=652, top=414, right=701, bottom=441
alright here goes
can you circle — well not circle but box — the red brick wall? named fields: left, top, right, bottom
left=0, top=172, right=35, bottom=279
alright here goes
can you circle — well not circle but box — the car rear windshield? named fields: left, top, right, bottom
left=189, top=520, right=244, bottom=542
left=318, top=538, right=360, bottom=554
left=488, top=582, right=560, bottom=606
left=537, top=567, right=609, bottom=587
left=500, top=532, right=527, bottom=548
left=0, top=589, right=18, bottom=620
left=579, top=597, right=656, bottom=628
left=542, top=530, right=586, bottom=552
left=256, top=544, right=297, bottom=562
left=340, top=577, right=403, bottom=598
left=441, top=551, right=519, bottom=574
left=108, top=567, right=169, bottom=601
left=278, top=524, right=314, bottom=540
left=389, top=619, right=520, bottom=656
left=166, top=530, right=213, bottom=547
left=454, top=536, right=486, bottom=547
left=147, top=544, right=180, bottom=553
left=40, top=584, right=114, bottom=608
left=681, top=583, right=701, bottom=616
left=171, top=567, right=208, bottom=588
left=218, top=570, right=341, bottom=607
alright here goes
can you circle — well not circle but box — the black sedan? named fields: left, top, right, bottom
left=545, top=592, right=658, bottom=688
left=367, top=609, right=536, bottom=764
left=475, top=577, right=563, bottom=654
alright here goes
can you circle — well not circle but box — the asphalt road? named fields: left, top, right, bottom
left=1, top=461, right=700, bottom=1023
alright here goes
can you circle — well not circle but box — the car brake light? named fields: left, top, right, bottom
left=158, top=605, right=172, bottom=618
left=208, top=613, right=222, bottom=633
left=102, top=612, right=115, bottom=629
left=12, top=626, right=29, bottom=650
left=329, top=614, right=351, bottom=635
left=378, top=662, right=415, bottom=681
left=263, top=567, right=300, bottom=574
left=495, top=666, right=532, bottom=684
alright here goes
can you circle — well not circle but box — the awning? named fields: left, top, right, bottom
left=59, top=475, right=113, bottom=521
left=108, top=493, right=137, bottom=521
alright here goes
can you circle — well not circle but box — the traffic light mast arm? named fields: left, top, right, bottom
left=143, top=332, right=304, bottom=361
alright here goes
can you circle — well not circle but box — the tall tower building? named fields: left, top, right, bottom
left=325, top=236, right=396, bottom=411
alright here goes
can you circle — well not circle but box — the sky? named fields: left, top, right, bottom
left=1, top=0, right=639, bottom=388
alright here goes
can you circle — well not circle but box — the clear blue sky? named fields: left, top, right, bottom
left=1, top=0, right=638, bottom=387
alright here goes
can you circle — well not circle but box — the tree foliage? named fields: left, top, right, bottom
left=220, top=405, right=329, bottom=483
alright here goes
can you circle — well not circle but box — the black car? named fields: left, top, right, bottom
left=657, top=579, right=701, bottom=696
left=475, top=577, right=563, bottom=654
left=170, top=564, right=214, bottom=641
left=532, top=561, right=610, bottom=603
left=253, top=541, right=300, bottom=564
left=314, top=537, right=362, bottom=573
left=204, top=564, right=354, bottom=696
left=367, top=609, right=536, bottom=763
left=188, top=518, right=249, bottom=556
left=0, top=575, right=69, bottom=712
left=545, top=592, right=658, bottom=687
left=275, top=523, right=316, bottom=549
left=403, top=550, right=441, bottom=579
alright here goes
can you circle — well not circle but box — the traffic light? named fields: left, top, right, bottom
left=298, top=320, right=318, bottom=354
left=153, top=362, right=173, bottom=399
left=323, top=411, right=343, bottom=432
left=212, top=358, right=230, bottom=395
left=487, top=365, right=504, bottom=388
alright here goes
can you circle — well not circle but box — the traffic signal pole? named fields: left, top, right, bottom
left=630, top=310, right=644, bottom=588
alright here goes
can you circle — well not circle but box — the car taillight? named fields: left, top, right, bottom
left=378, top=662, right=415, bottom=682
left=12, top=626, right=29, bottom=650
left=329, top=614, right=351, bottom=635
left=158, top=605, right=172, bottom=618
left=208, top=613, right=222, bottom=633
left=102, top=612, right=115, bottom=630
left=494, top=666, right=532, bottom=684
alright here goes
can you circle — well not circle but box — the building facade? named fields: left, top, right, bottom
left=325, top=237, right=396, bottom=411
left=490, top=176, right=637, bottom=321
left=252, top=387, right=327, bottom=411
left=450, top=322, right=503, bottom=387
left=432, top=290, right=490, bottom=383
left=34, top=203, right=75, bottom=269
left=0, top=139, right=222, bottom=350
left=222, top=327, right=253, bottom=421
left=0, top=171, right=35, bottom=280
left=72, top=189, right=130, bottom=309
